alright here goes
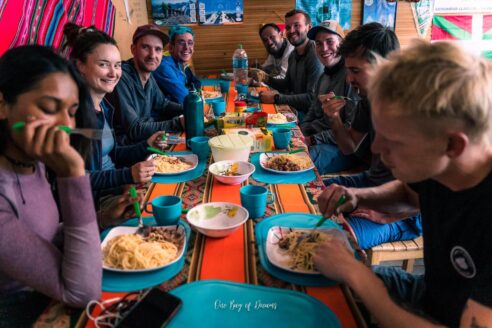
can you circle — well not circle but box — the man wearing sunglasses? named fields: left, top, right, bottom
left=154, top=25, right=201, bottom=105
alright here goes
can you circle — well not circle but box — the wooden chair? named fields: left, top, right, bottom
left=366, top=236, right=424, bottom=272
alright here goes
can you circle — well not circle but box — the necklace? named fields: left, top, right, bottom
left=3, top=154, right=35, bottom=168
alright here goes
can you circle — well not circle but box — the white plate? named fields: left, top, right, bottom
left=259, top=152, right=314, bottom=174
left=267, top=112, right=297, bottom=125
left=265, top=226, right=352, bottom=274
left=149, top=153, right=198, bottom=175
left=101, top=225, right=186, bottom=273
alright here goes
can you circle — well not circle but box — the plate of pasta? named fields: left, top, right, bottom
left=265, top=226, right=352, bottom=274
left=267, top=113, right=297, bottom=125
left=259, top=152, right=314, bottom=174
left=101, top=225, right=186, bottom=273
left=149, top=154, right=198, bottom=175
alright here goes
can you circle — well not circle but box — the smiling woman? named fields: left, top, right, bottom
left=0, top=45, right=101, bottom=326
left=63, top=23, right=167, bottom=229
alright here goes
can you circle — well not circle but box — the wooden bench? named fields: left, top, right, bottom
left=367, top=236, right=424, bottom=272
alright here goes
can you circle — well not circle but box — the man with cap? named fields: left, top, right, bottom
left=250, top=9, right=323, bottom=122
left=258, top=23, right=294, bottom=79
left=300, top=20, right=362, bottom=175
left=153, top=25, right=201, bottom=105
left=108, top=24, right=183, bottom=143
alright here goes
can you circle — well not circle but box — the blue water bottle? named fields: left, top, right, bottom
left=183, top=88, right=204, bottom=148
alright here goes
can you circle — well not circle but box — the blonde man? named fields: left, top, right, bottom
left=315, top=40, right=492, bottom=326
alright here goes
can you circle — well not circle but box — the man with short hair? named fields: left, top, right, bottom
left=109, top=24, right=183, bottom=143
left=258, top=23, right=294, bottom=79
left=320, top=23, right=421, bottom=250
left=315, top=39, right=492, bottom=327
left=251, top=9, right=323, bottom=121
left=153, top=25, right=201, bottom=104
left=300, top=20, right=361, bottom=174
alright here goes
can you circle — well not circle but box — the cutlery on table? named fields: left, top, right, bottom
left=313, top=194, right=347, bottom=230
left=130, top=186, right=149, bottom=237
left=12, top=122, right=109, bottom=140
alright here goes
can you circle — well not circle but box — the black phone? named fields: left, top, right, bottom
left=115, top=288, right=182, bottom=328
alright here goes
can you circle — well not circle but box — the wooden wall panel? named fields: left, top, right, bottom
left=114, top=1, right=423, bottom=75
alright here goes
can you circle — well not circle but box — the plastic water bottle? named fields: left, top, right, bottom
left=183, top=88, right=204, bottom=147
left=232, top=44, right=248, bottom=92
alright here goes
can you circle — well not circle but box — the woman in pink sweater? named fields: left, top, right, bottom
left=0, top=45, right=102, bottom=326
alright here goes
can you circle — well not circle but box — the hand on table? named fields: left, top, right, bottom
left=131, top=160, right=155, bottom=183
left=260, top=90, right=279, bottom=104
left=320, top=92, right=346, bottom=120
left=98, top=186, right=145, bottom=228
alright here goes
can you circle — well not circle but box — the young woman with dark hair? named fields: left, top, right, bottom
left=0, top=45, right=101, bottom=326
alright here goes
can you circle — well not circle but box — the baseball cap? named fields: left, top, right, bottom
left=132, top=24, right=169, bottom=45
left=307, top=20, right=345, bottom=40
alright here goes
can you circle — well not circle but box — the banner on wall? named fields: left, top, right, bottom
left=198, top=0, right=243, bottom=25
left=362, top=0, right=397, bottom=31
left=0, top=0, right=115, bottom=56
left=411, top=0, right=433, bottom=37
left=432, top=15, right=492, bottom=59
left=296, top=0, right=352, bottom=29
left=434, top=0, right=492, bottom=14
left=151, top=0, right=198, bottom=26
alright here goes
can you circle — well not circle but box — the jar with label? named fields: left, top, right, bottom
left=234, top=100, right=247, bottom=113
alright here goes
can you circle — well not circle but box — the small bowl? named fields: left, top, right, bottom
left=209, top=160, right=255, bottom=185
left=186, top=202, right=249, bottom=238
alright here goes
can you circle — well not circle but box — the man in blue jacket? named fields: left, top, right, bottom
left=154, top=25, right=201, bottom=104
left=108, top=24, right=184, bottom=143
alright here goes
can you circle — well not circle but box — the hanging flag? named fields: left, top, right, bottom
left=411, top=0, right=433, bottom=38
left=432, top=15, right=492, bottom=59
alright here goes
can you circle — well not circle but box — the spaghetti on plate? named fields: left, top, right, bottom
left=103, top=228, right=183, bottom=270
left=278, top=230, right=329, bottom=272
left=154, top=155, right=192, bottom=173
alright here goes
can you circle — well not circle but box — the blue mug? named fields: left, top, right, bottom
left=212, top=100, right=226, bottom=117
left=240, top=185, right=275, bottom=218
left=145, top=195, right=182, bottom=226
left=236, top=84, right=248, bottom=96
left=187, top=136, right=210, bottom=160
left=273, top=128, right=292, bottom=149
left=219, top=80, right=230, bottom=93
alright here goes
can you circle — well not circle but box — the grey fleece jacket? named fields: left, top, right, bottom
left=300, top=58, right=360, bottom=145
left=111, top=59, right=183, bottom=143
left=266, top=40, right=323, bottom=112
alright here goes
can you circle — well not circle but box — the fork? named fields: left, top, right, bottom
left=130, top=186, right=149, bottom=237
left=12, top=122, right=109, bottom=140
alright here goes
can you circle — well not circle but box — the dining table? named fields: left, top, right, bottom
left=54, top=79, right=368, bottom=328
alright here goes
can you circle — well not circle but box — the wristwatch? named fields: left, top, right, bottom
left=273, top=94, right=280, bottom=104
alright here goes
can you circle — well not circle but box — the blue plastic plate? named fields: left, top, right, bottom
left=168, top=280, right=341, bottom=328
left=100, top=218, right=190, bottom=292
left=256, top=213, right=345, bottom=286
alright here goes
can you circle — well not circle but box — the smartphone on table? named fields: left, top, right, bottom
left=116, top=287, right=182, bottom=328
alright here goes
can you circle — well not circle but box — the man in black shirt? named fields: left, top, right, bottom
left=315, top=40, right=492, bottom=326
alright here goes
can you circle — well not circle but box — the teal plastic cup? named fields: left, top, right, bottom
left=240, top=185, right=275, bottom=218
left=219, top=80, right=230, bottom=93
left=145, top=195, right=182, bottom=225
left=212, top=100, right=226, bottom=117
left=187, top=136, right=210, bottom=160
left=273, top=128, right=292, bottom=149
left=236, top=84, right=248, bottom=95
